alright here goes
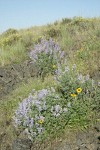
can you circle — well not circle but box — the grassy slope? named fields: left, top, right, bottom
left=0, top=17, right=100, bottom=149
left=0, top=17, right=100, bottom=76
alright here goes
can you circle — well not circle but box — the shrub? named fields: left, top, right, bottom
left=29, top=38, right=65, bottom=78
left=2, top=28, right=18, bottom=36
left=13, top=88, right=68, bottom=141
left=44, top=27, right=61, bottom=38
left=54, top=64, right=100, bottom=111
left=20, top=32, right=34, bottom=48
left=0, top=33, right=21, bottom=47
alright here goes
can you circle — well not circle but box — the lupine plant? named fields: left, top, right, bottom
left=13, top=86, right=76, bottom=141
left=54, top=64, right=100, bottom=114
left=29, top=38, right=65, bottom=78
left=13, top=64, right=100, bottom=141
left=54, top=64, right=91, bottom=99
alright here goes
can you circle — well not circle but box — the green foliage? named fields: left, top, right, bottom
left=0, top=28, right=21, bottom=48
left=0, top=17, right=100, bottom=75
left=35, top=52, right=57, bottom=76
left=0, top=16, right=100, bottom=149
left=61, top=18, right=72, bottom=24
left=59, top=25, right=75, bottom=52
left=54, top=64, right=100, bottom=126
left=13, top=64, right=100, bottom=142
left=0, top=76, right=55, bottom=129
left=0, top=42, right=27, bottom=66
left=20, top=32, right=34, bottom=48
left=0, top=33, right=21, bottom=47
left=2, top=28, right=18, bottom=36
left=30, top=38, right=64, bottom=78
left=95, top=29, right=100, bottom=37
left=75, top=34, right=100, bottom=76
left=44, top=27, right=61, bottom=38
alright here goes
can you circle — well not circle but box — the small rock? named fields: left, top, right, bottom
left=94, top=126, right=100, bottom=132
left=12, top=138, right=32, bottom=150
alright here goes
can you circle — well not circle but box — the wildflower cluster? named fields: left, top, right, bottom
left=54, top=64, right=98, bottom=101
left=13, top=89, right=49, bottom=139
left=13, top=87, right=72, bottom=140
left=29, top=38, right=64, bottom=78
left=0, top=33, right=21, bottom=47
left=13, top=62, right=100, bottom=141
left=13, top=34, right=100, bottom=141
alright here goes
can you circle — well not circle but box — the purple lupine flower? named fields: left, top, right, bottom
left=60, top=51, right=65, bottom=59
left=29, top=118, right=34, bottom=128
left=30, top=50, right=38, bottom=61
left=13, top=117, right=22, bottom=127
left=29, top=38, right=64, bottom=69
left=72, top=64, right=77, bottom=71
left=77, top=74, right=83, bottom=81
left=65, top=66, right=70, bottom=72
left=23, top=117, right=30, bottom=127
left=37, top=127, right=45, bottom=134
left=55, top=105, right=62, bottom=112
left=13, top=96, right=33, bottom=127
left=63, top=108, right=68, bottom=112
left=51, top=105, right=62, bottom=117
left=43, top=101, right=47, bottom=110
left=38, top=89, right=48, bottom=100
left=39, top=115, right=45, bottom=121
left=85, top=74, right=90, bottom=81
left=55, top=68, right=62, bottom=75
left=34, top=100, right=42, bottom=111
left=13, top=87, right=56, bottom=140
left=53, top=112, right=60, bottom=117
left=54, top=43, right=60, bottom=52
left=35, top=100, right=41, bottom=106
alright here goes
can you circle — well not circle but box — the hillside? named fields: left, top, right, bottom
left=0, top=17, right=100, bottom=150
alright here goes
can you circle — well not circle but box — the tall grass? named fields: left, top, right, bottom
left=0, top=17, right=100, bottom=74
left=0, top=42, right=28, bottom=66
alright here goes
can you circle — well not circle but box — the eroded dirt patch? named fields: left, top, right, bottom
left=0, top=61, right=37, bottom=99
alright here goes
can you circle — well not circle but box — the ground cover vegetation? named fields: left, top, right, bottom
left=0, top=17, right=100, bottom=149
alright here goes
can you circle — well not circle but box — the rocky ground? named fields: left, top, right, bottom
left=11, top=123, right=100, bottom=150
left=0, top=61, right=37, bottom=99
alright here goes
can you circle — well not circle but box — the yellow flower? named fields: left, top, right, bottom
left=71, top=94, right=77, bottom=97
left=76, top=88, right=82, bottom=93
left=52, top=65, right=56, bottom=69
left=80, top=48, right=83, bottom=51
left=39, top=119, right=44, bottom=124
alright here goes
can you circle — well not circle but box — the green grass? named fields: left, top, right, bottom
left=0, top=17, right=100, bottom=74
left=0, top=42, right=28, bottom=66
left=0, top=17, right=100, bottom=149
